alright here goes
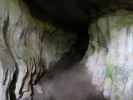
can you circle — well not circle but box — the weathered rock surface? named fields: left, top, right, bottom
left=0, top=0, right=76, bottom=100
left=84, top=10, right=133, bottom=100
left=1, top=0, right=133, bottom=100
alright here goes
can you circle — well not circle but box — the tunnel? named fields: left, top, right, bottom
left=0, top=0, right=133, bottom=100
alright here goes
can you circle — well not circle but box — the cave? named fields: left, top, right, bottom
left=0, top=0, right=133, bottom=100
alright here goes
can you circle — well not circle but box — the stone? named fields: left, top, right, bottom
left=85, top=10, right=133, bottom=100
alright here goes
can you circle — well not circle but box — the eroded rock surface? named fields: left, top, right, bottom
left=0, top=0, right=75, bottom=100
left=84, top=10, right=133, bottom=100
left=1, top=0, right=133, bottom=100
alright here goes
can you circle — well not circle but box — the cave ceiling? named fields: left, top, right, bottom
left=24, top=0, right=133, bottom=30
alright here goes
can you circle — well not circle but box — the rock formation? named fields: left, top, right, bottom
left=85, top=10, right=133, bottom=100
left=1, top=0, right=133, bottom=100
left=0, top=0, right=76, bottom=100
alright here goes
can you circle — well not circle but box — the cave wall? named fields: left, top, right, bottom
left=0, top=0, right=76, bottom=100
left=1, top=0, right=133, bottom=100
left=83, top=10, right=133, bottom=100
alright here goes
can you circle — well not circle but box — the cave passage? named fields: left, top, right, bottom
left=23, top=0, right=90, bottom=66
left=1, top=0, right=133, bottom=100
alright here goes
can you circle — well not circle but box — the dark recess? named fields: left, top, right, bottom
left=22, top=0, right=133, bottom=72
left=23, top=0, right=89, bottom=67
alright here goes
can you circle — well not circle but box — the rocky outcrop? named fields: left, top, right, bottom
left=0, top=0, right=76, bottom=100
left=84, top=10, right=133, bottom=100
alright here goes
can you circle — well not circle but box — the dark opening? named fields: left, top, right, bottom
left=23, top=0, right=89, bottom=66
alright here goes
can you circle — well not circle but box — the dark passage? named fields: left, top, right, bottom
left=22, top=0, right=111, bottom=100
left=23, top=0, right=90, bottom=65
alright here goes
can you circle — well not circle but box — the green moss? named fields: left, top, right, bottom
left=113, top=10, right=133, bottom=29
left=106, top=62, right=113, bottom=79
left=9, top=0, right=20, bottom=11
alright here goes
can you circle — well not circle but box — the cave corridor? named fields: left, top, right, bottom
left=0, top=0, right=133, bottom=100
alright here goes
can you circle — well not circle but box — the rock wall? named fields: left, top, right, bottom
left=84, top=10, right=133, bottom=100
left=1, top=0, right=133, bottom=100
left=0, top=0, right=76, bottom=100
